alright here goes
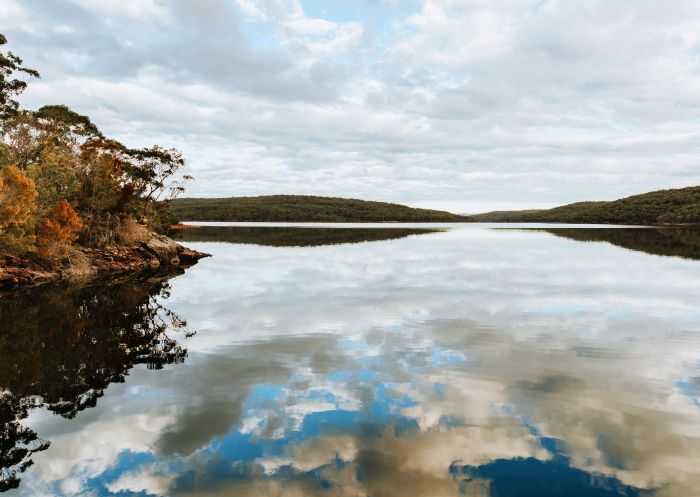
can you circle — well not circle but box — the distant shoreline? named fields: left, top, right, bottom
left=167, top=195, right=469, bottom=223
left=168, top=186, right=700, bottom=226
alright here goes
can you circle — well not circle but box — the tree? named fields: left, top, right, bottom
left=0, top=34, right=39, bottom=118
left=73, top=145, right=124, bottom=246
left=125, top=146, right=191, bottom=204
left=0, top=165, right=37, bottom=250
left=121, top=146, right=192, bottom=231
left=2, top=106, right=103, bottom=171
left=0, top=141, right=10, bottom=166
left=27, top=141, right=80, bottom=206
left=33, top=105, right=102, bottom=140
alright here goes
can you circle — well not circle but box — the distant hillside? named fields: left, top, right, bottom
left=466, top=186, right=700, bottom=225
left=168, top=195, right=468, bottom=222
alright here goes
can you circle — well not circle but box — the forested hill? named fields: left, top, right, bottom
left=168, top=195, right=468, bottom=222
left=465, top=186, right=700, bottom=225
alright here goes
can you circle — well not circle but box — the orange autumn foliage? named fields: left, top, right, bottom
left=36, top=200, right=83, bottom=253
left=0, top=165, right=37, bottom=233
left=0, top=165, right=38, bottom=250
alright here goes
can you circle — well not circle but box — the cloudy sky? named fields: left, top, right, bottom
left=2, top=0, right=700, bottom=212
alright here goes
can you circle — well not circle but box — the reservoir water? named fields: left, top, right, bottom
left=2, top=224, right=700, bottom=496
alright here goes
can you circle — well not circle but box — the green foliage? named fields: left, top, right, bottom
left=168, top=195, right=468, bottom=223
left=33, top=104, right=103, bottom=139
left=659, top=202, right=700, bottom=224
left=467, top=187, right=700, bottom=225
left=0, top=141, right=10, bottom=166
left=0, top=34, right=40, bottom=118
left=125, top=146, right=188, bottom=201
left=27, top=143, right=80, bottom=206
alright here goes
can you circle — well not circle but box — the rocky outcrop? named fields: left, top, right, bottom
left=0, top=233, right=209, bottom=298
left=0, top=255, right=56, bottom=293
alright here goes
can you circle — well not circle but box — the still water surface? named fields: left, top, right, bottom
left=2, top=224, right=700, bottom=496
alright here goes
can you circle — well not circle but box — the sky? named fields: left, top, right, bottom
left=1, top=0, right=700, bottom=213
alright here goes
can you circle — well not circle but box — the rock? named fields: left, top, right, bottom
left=178, top=247, right=208, bottom=266
left=0, top=271, right=19, bottom=290
left=145, top=234, right=179, bottom=262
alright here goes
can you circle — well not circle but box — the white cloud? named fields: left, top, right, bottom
left=406, top=1, right=448, bottom=29
left=0, top=0, right=27, bottom=20
left=236, top=0, right=266, bottom=20
left=70, top=0, right=171, bottom=22
left=284, top=16, right=337, bottom=35
left=106, top=468, right=174, bottom=495
left=2, top=0, right=700, bottom=211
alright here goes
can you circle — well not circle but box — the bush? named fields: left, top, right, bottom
left=36, top=200, right=83, bottom=256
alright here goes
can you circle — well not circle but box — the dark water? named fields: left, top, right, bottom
left=173, top=226, right=443, bottom=247
left=1, top=224, right=699, bottom=496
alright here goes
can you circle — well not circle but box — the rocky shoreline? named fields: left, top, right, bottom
left=0, top=232, right=209, bottom=298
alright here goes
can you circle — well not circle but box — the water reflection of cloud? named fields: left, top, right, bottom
left=12, top=227, right=700, bottom=496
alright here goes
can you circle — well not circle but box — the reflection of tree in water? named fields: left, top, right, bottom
left=541, top=228, right=700, bottom=261
left=0, top=276, right=192, bottom=491
left=0, top=394, right=48, bottom=493
left=173, top=226, right=443, bottom=247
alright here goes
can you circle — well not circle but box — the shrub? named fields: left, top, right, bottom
left=36, top=200, right=83, bottom=256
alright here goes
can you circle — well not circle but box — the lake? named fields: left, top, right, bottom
left=2, top=224, right=700, bottom=496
